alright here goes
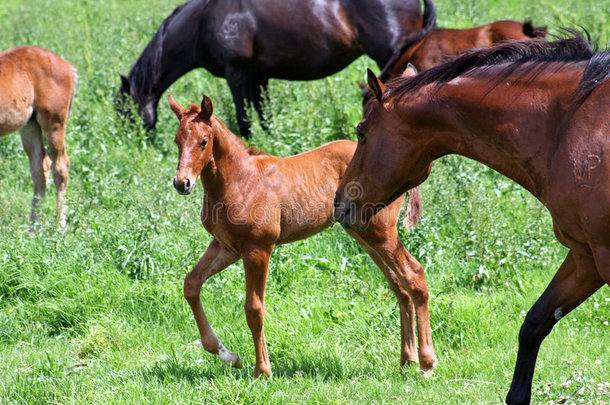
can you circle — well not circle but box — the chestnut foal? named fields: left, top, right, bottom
left=169, top=94, right=435, bottom=377
left=0, top=46, right=76, bottom=227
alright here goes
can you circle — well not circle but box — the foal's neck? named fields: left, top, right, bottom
left=200, top=118, right=254, bottom=197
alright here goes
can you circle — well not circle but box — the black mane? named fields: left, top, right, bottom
left=378, top=0, right=437, bottom=82
left=128, top=0, right=208, bottom=99
left=388, top=30, right=609, bottom=103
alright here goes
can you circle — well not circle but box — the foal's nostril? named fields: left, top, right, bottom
left=185, top=178, right=191, bottom=189
left=173, top=177, right=177, bottom=189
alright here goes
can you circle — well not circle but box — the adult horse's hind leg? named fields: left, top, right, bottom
left=184, top=239, right=242, bottom=368
left=506, top=250, right=604, bottom=405
left=349, top=226, right=436, bottom=374
left=241, top=242, right=274, bottom=377
left=19, top=119, right=51, bottom=226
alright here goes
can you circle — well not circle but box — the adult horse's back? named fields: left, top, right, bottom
left=118, top=0, right=434, bottom=137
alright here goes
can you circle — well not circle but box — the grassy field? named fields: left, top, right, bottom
left=0, top=0, right=608, bottom=404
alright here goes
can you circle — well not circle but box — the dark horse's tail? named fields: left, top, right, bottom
left=403, top=188, right=422, bottom=231
left=378, top=0, right=437, bottom=82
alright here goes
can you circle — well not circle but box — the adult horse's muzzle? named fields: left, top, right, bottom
left=333, top=192, right=365, bottom=230
left=173, top=177, right=195, bottom=195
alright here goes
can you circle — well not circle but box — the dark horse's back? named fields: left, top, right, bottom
left=120, top=0, right=432, bottom=135
left=200, top=0, right=424, bottom=79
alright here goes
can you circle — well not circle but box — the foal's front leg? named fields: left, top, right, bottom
left=184, top=239, right=242, bottom=367
left=241, top=242, right=274, bottom=377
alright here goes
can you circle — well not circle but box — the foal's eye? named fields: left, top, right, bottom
left=200, top=139, right=208, bottom=149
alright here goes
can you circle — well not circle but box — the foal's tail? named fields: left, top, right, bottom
left=402, top=188, right=422, bottom=231
left=68, top=64, right=78, bottom=114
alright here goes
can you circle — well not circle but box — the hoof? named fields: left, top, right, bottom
left=419, top=358, right=437, bottom=377
left=217, top=344, right=242, bottom=368
left=232, top=354, right=243, bottom=369
left=254, top=366, right=272, bottom=378
left=400, top=357, right=419, bottom=368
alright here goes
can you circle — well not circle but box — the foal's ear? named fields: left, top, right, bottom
left=168, top=94, right=186, bottom=119
left=401, top=63, right=419, bottom=78
left=199, top=95, right=213, bottom=123
left=366, top=69, right=386, bottom=102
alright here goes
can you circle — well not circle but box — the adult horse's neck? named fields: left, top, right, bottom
left=128, top=1, right=208, bottom=110
left=200, top=117, right=253, bottom=199
left=412, top=66, right=583, bottom=200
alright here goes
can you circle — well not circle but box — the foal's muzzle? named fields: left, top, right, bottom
left=173, top=177, right=194, bottom=195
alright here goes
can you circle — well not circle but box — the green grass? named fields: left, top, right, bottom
left=0, top=0, right=609, bottom=404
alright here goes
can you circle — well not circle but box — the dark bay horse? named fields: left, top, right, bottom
left=119, top=0, right=436, bottom=137
left=359, top=20, right=546, bottom=112
left=0, top=46, right=76, bottom=227
left=168, top=94, right=435, bottom=377
left=334, top=34, right=609, bottom=404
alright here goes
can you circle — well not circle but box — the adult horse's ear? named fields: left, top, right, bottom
left=120, top=74, right=131, bottom=93
left=366, top=68, right=386, bottom=102
left=168, top=94, right=186, bottom=119
left=402, top=63, right=418, bottom=78
left=199, top=95, right=213, bottom=123
left=356, top=80, right=367, bottom=90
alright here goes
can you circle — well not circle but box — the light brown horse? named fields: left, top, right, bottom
left=0, top=46, right=76, bottom=227
left=334, top=34, right=609, bottom=404
left=359, top=20, right=546, bottom=113
left=168, top=94, right=435, bottom=377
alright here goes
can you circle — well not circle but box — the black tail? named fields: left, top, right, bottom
left=378, top=0, right=437, bottom=82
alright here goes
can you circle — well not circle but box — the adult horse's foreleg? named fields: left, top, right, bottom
left=349, top=228, right=436, bottom=374
left=19, top=119, right=51, bottom=226
left=241, top=242, right=274, bottom=377
left=506, top=250, right=604, bottom=405
left=225, top=66, right=253, bottom=138
left=184, top=239, right=242, bottom=368
left=249, top=77, right=269, bottom=132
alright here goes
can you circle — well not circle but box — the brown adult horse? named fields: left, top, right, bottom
left=380, top=19, right=547, bottom=80
left=119, top=0, right=436, bottom=137
left=334, top=33, right=609, bottom=404
left=168, top=94, right=435, bottom=377
left=0, top=46, right=76, bottom=227
left=359, top=20, right=546, bottom=112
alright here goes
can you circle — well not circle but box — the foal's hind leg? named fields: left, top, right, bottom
left=19, top=119, right=51, bottom=226
left=506, top=250, right=604, bottom=405
left=349, top=227, right=436, bottom=374
left=41, top=122, right=70, bottom=227
left=184, top=239, right=242, bottom=368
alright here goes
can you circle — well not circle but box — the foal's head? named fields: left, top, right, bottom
left=169, top=94, right=215, bottom=195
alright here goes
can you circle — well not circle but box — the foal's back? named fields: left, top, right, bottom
left=0, top=46, right=75, bottom=136
left=254, top=140, right=360, bottom=244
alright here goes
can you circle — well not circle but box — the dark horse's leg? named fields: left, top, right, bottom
left=505, top=250, right=604, bottom=405
left=225, top=65, right=268, bottom=138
